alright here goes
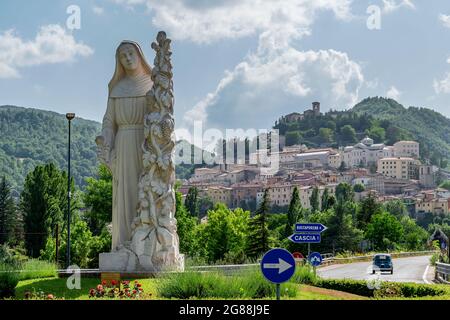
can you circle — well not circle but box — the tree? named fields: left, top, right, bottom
left=21, top=163, right=73, bottom=258
left=309, top=186, right=320, bottom=213
left=321, top=188, right=331, bottom=212
left=198, top=196, right=214, bottom=218
left=319, top=128, right=333, bottom=144
left=439, top=180, right=450, bottom=191
left=285, top=131, right=302, bottom=146
left=384, top=200, right=408, bottom=219
left=340, top=125, right=357, bottom=144
left=335, top=183, right=354, bottom=203
left=83, top=164, right=112, bottom=235
left=338, top=161, right=347, bottom=172
left=40, top=214, right=110, bottom=268
left=399, top=216, right=428, bottom=251
left=325, top=120, right=336, bottom=131
left=357, top=193, right=382, bottom=229
left=284, top=187, right=302, bottom=237
left=0, top=177, right=21, bottom=245
left=247, top=189, right=271, bottom=258
left=353, top=183, right=365, bottom=193
left=174, top=185, right=197, bottom=256
left=366, top=126, right=386, bottom=143
left=185, top=187, right=199, bottom=218
left=365, top=212, right=404, bottom=251
left=323, top=201, right=363, bottom=253
left=201, top=204, right=250, bottom=263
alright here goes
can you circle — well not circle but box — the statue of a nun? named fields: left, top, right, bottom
left=96, top=41, right=153, bottom=251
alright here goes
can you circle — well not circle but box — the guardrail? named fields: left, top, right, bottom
left=185, top=251, right=437, bottom=274
left=436, top=262, right=450, bottom=284
left=319, top=250, right=436, bottom=267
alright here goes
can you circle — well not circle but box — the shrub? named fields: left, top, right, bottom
left=291, top=265, right=318, bottom=285
left=239, top=269, right=297, bottom=299
left=315, top=279, right=375, bottom=297
left=373, top=282, right=403, bottom=298
left=19, top=259, right=58, bottom=280
left=156, top=270, right=297, bottom=299
left=0, top=263, right=19, bottom=298
left=396, top=283, right=446, bottom=298
left=0, top=244, right=22, bottom=266
left=316, top=278, right=447, bottom=298
left=430, top=252, right=439, bottom=266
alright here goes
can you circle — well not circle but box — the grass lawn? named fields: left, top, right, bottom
left=15, top=277, right=158, bottom=300
left=14, top=277, right=368, bottom=300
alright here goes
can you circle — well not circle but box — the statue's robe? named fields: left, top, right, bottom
left=100, top=74, right=153, bottom=250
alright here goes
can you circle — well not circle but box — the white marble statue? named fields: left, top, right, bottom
left=97, top=33, right=183, bottom=272
left=96, top=40, right=153, bottom=251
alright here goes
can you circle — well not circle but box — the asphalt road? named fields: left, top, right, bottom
left=318, top=255, right=433, bottom=284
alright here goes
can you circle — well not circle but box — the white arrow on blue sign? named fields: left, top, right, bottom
left=288, top=233, right=321, bottom=243
left=260, top=248, right=296, bottom=284
left=295, top=223, right=327, bottom=233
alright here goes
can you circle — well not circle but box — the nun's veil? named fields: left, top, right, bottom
left=108, top=40, right=152, bottom=95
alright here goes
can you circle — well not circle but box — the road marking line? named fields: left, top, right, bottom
left=422, top=265, right=430, bottom=284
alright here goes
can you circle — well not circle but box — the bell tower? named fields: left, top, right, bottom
left=312, top=101, right=320, bottom=116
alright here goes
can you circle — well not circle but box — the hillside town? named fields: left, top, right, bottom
left=178, top=102, right=450, bottom=221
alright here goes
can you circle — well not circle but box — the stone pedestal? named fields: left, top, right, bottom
left=99, top=250, right=184, bottom=273
left=99, top=252, right=131, bottom=272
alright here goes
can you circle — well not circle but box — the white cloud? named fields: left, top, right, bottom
left=184, top=46, right=364, bottom=129
left=433, top=57, right=450, bottom=94
left=434, top=73, right=450, bottom=94
left=93, top=6, right=105, bottom=15
left=114, top=0, right=353, bottom=44
left=382, top=0, right=415, bottom=14
left=113, top=0, right=363, bottom=130
left=439, top=14, right=450, bottom=28
left=0, top=24, right=93, bottom=78
left=386, top=86, right=401, bottom=100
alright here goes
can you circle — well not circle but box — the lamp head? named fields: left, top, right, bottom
left=66, top=113, right=75, bottom=121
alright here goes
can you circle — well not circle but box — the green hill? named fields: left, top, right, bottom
left=0, top=105, right=208, bottom=192
left=352, top=97, right=450, bottom=161
left=0, top=105, right=100, bottom=191
left=274, top=97, right=450, bottom=167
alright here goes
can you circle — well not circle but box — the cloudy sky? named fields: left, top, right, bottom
left=1, top=0, right=450, bottom=133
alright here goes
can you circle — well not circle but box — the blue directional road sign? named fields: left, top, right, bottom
left=260, top=248, right=296, bottom=284
left=308, top=252, right=323, bottom=267
left=295, top=223, right=327, bottom=233
left=288, top=233, right=321, bottom=243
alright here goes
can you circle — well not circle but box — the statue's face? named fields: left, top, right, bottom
left=118, top=44, right=140, bottom=72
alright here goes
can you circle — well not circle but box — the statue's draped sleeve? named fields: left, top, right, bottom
left=101, top=97, right=117, bottom=150
left=99, top=97, right=117, bottom=172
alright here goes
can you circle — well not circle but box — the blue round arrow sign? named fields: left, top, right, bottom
left=308, top=252, right=323, bottom=267
left=260, top=248, right=296, bottom=284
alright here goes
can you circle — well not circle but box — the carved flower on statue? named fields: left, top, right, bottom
left=152, top=125, right=162, bottom=138
left=148, top=112, right=161, bottom=123
left=143, top=152, right=157, bottom=167
left=161, top=117, right=174, bottom=139
left=157, top=153, right=171, bottom=170
left=151, top=179, right=166, bottom=195
left=155, top=74, right=170, bottom=90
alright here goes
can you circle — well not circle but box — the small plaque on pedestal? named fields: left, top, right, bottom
left=101, top=272, right=121, bottom=288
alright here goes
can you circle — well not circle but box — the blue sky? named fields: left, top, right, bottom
left=1, top=0, right=450, bottom=134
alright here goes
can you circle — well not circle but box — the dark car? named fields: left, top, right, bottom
left=372, top=254, right=393, bottom=274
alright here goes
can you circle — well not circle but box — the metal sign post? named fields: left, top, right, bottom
left=260, top=248, right=296, bottom=300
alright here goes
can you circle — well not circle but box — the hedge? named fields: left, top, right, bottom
left=315, top=278, right=447, bottom=298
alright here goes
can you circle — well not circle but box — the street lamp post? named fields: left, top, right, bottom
left=66, top=113, right=75, bottom=268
